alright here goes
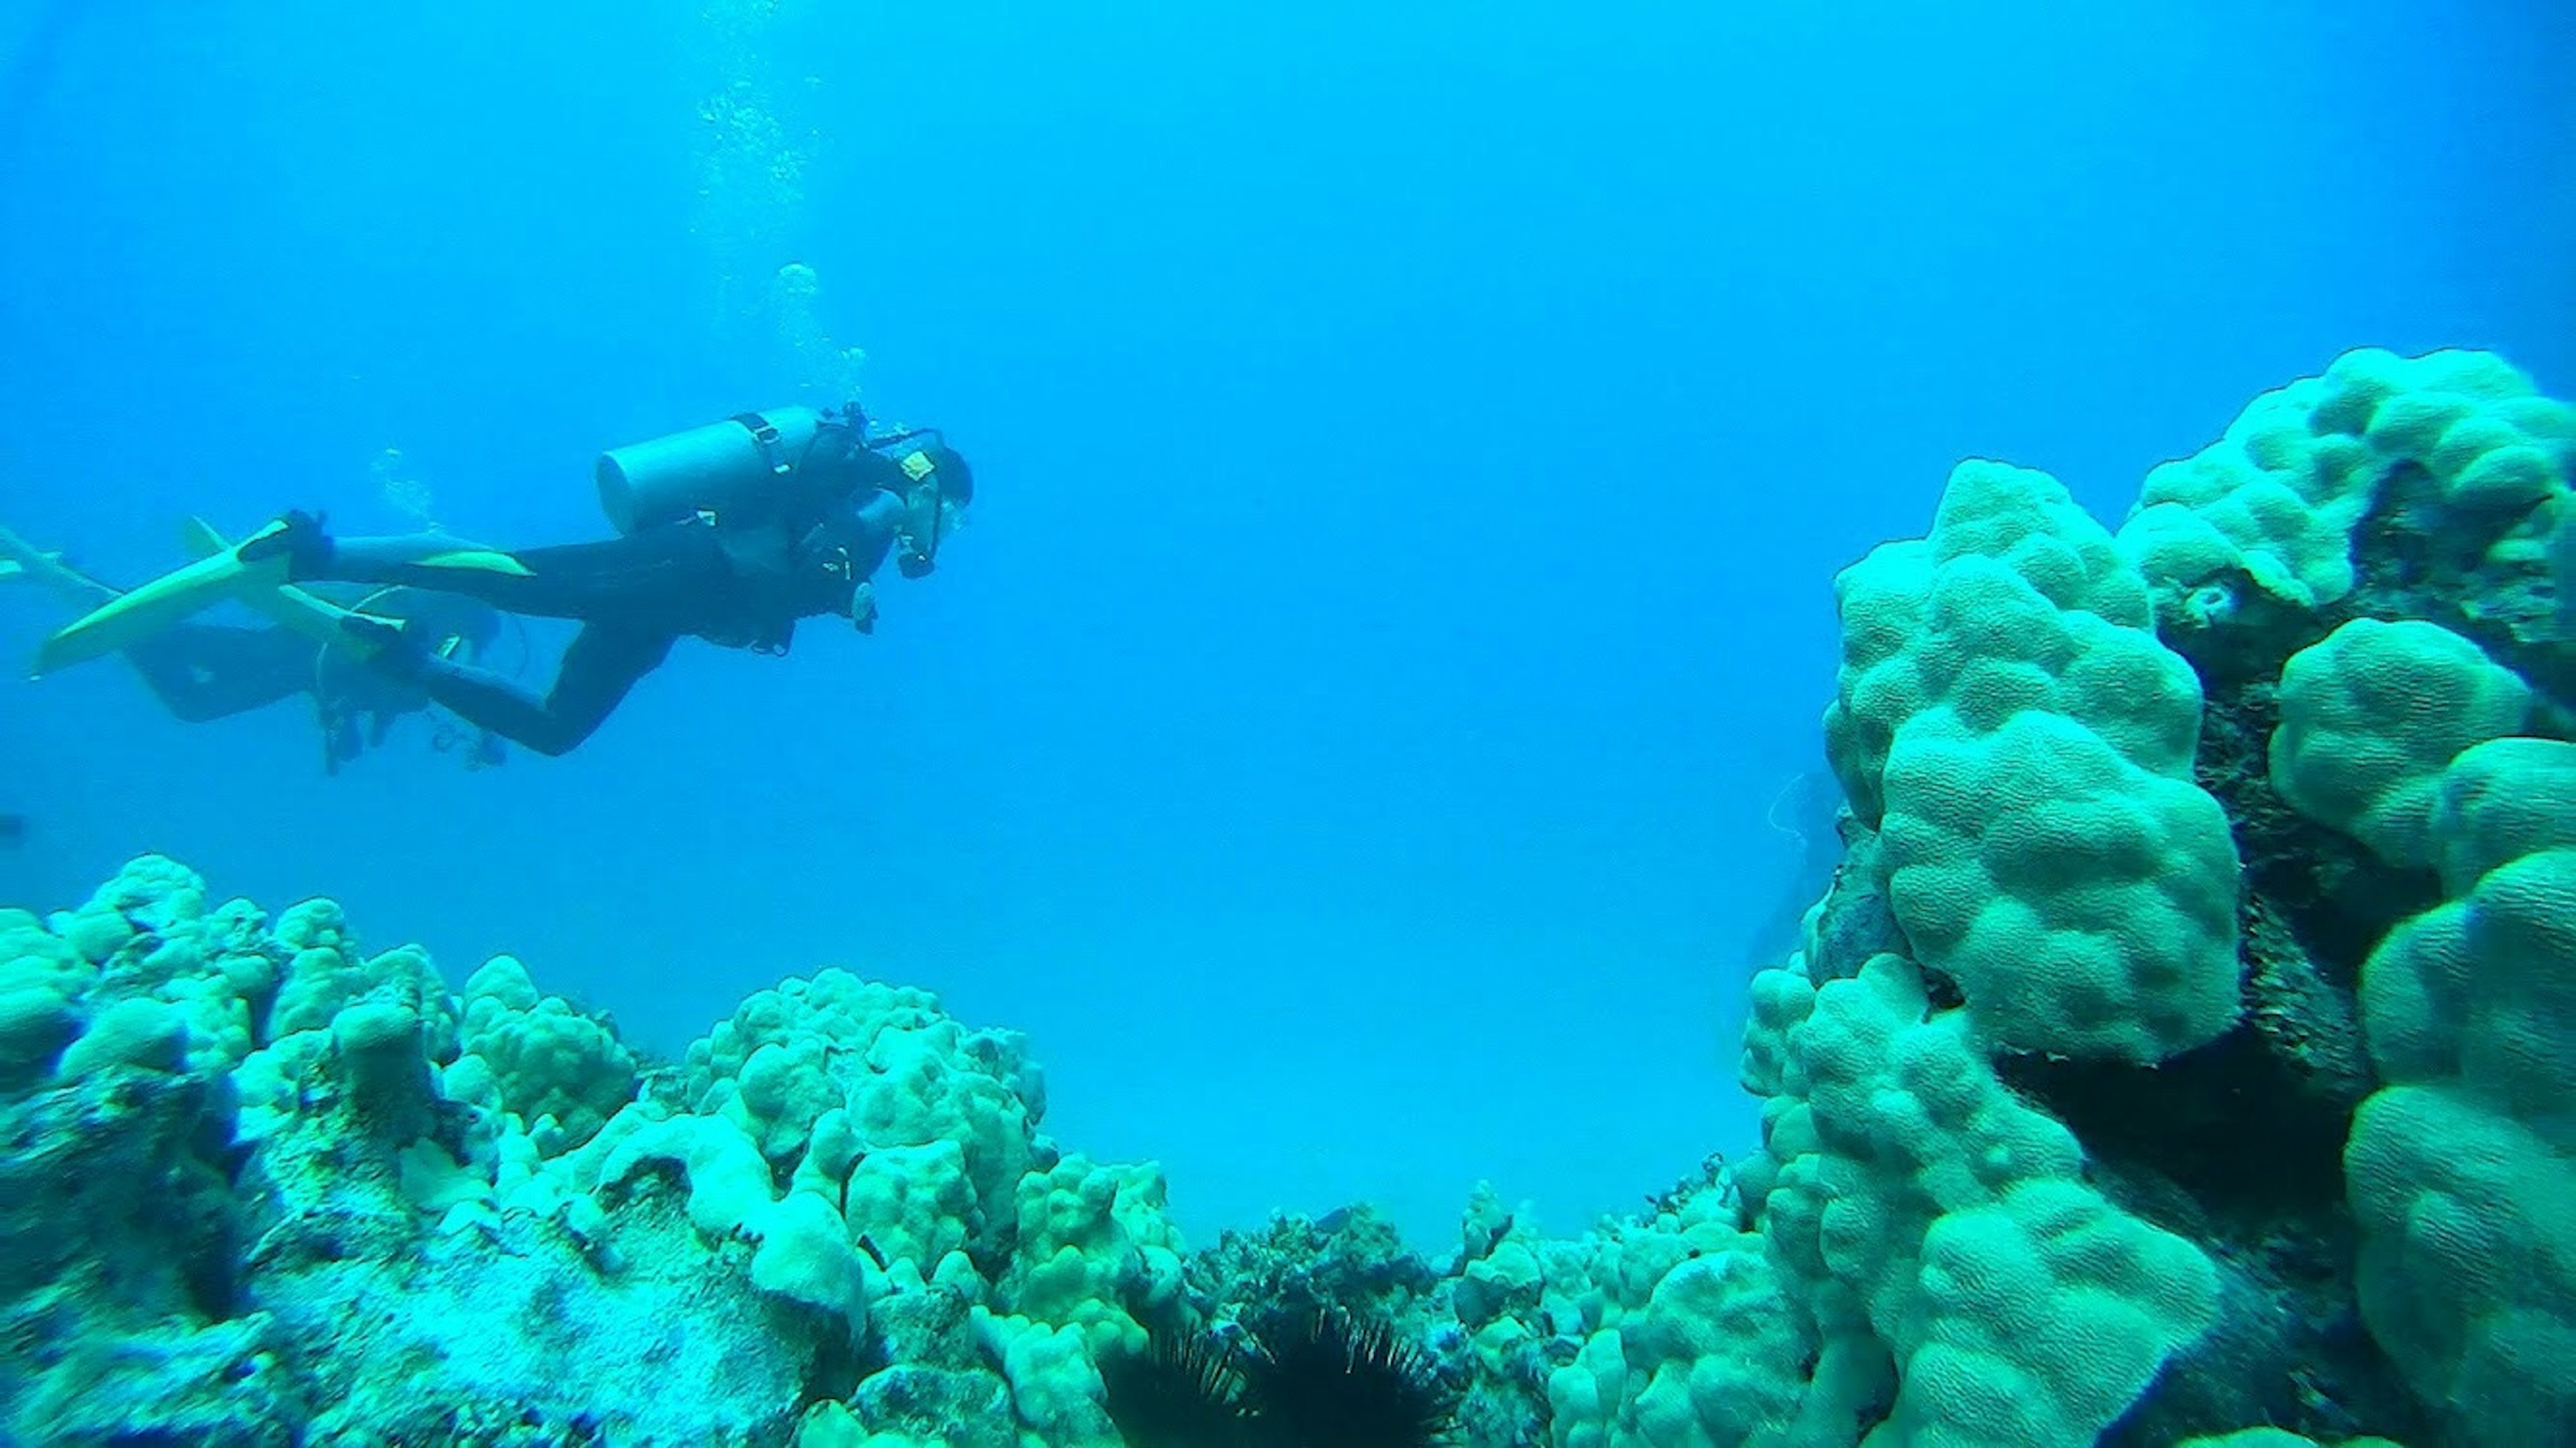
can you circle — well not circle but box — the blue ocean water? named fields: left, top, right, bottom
left=0, top=0, right=2567, bottom=1268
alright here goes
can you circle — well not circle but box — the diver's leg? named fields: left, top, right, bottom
left=119, top=623, right=312, bottom=723
left=394, top=622, right=674, bottom=757
left=282, top=518, right=731, bottom=626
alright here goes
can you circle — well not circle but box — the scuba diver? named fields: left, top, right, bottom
left=1, top=525, right=509, bottom=773
left=30, top=404, right=974, bottom=758
left=1742, top=769, right=1848, bottom=967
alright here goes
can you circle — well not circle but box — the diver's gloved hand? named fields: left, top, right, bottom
left=236, top=509, right=335, bottom=580
left=335, top=612, right=428, bottom=677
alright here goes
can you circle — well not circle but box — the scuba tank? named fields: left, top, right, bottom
left=594, top=406, right=829, bottom=535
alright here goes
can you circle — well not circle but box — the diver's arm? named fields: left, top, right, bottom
left=784, top=489, right=908, bottom=622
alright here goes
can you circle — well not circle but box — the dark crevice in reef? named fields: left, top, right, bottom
left=2163, top=453, right=2576, bottom=721
left=2350, top=457, right=2576, bottom=715
left=1998, top=661, right=2417, bottom=1227
left=2098, top=1186, right=2435, bottom=1448
left=2157, top=562, right=2334, bottom=693
left=2031, top=463, right=2520, bottom=1448
left=1992, top=994, right=2419, bottom=1444
left=1996, top=1018, right=2347, bottom=1224
left=2194, top=677, right=2441, bottom=989
left=787, top=1297, right=870, bottom=1419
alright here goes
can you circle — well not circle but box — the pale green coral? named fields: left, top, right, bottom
left=1744, top=955, right=2217, bottom=1448
left=2120, top=368, right=2379, bottom=616
left=0, top=909, right=95, bottom=1087
left=46, top=854, right=215, bottom=961
left=1878, top=1179, right=2220, bottom=1447
left=1542, top=1176, right=1746, bottom=1346
left=1823, top=461, right=2186, bottom=826
left=561, top=966, right=1189, bottom=1429
left=1882, top=708, right=2242, bottom=1061
left=1549, top=1239, right=1811, bottom=1448
left=792, top=1400, right=952, bottom=1448
left=2419, top=734, right=2576, bottom=896
left=229, top=1028, right=338, bottom=1146
left=973, top=1308, right=1122, bottom=1447
left=576, top=1105, right=869, bottom=1327
left=2174, top=1422, right=2411, bottom=1432
left=805, top=1123, right=976, bottom=1281
left=686, top=969, right=1044, bottom=1257
left=2270, top=618, right=2531, bottom=869
left=57, top=996, right=189, bottom=1078
left=2344, top=736, right=2576, bottom=1443
left=452, top=955, right=635, bottom=1151
left=2116, top=346, right=2576, bottom=630
left=1, top=856, right=1208, bottom=1445
left=266, top=897, right=363, bottom=1035
left=269, top=906, right=458, bottom=1066
left=2328, top=347, right=2576, bottom=515
left=997, top=1154, right=1185, bottom=1353
left=1824, top=459, right=2241, bottom=1062
left=1457, top=1235, right=1544, bottom=1332
left=40, top=856, right=290, bottom=1074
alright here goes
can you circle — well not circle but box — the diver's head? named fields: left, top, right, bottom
left=893, top=441, right=974, bottom=579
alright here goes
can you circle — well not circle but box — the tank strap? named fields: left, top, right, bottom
left=731, top=411, right=796, bottom=478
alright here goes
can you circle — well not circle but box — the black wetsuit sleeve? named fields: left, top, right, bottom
left=119, top=623, right=311, bottom=722
left=403, top=623, right=674, bottom=757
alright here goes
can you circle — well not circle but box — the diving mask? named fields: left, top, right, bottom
left=892, top=449, right=959, bottom=577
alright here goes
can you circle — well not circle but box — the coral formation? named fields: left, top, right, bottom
left=5, top=347, right=2571, bottom=1445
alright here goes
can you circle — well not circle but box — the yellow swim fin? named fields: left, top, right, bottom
left=174, top=518, right=228, bottom=561
left=407, top=548, right=532, bottom=577
left=0, top=525, right=115, bottom=605
left=174, top=518, right=402, bottom=659
left=30, top=518, right=298, bottom=676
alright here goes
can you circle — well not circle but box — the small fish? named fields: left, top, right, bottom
left=0, top=814, right=21, bottom=846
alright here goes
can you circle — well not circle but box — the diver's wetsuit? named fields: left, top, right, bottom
left=288, top=444, right=915, bottom=757
left=114, top=593, right=503, bottom=771
left=1743, top=770, right=1852, bottom=967
left=121, top=623, right=311, bottom=723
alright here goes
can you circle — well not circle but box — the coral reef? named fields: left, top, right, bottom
left=0, top=857, right=1509, bottom=1447
left=1538, top=346, right=2573, bottom=1448
left=3, top=347, right=2569, bottom=1445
